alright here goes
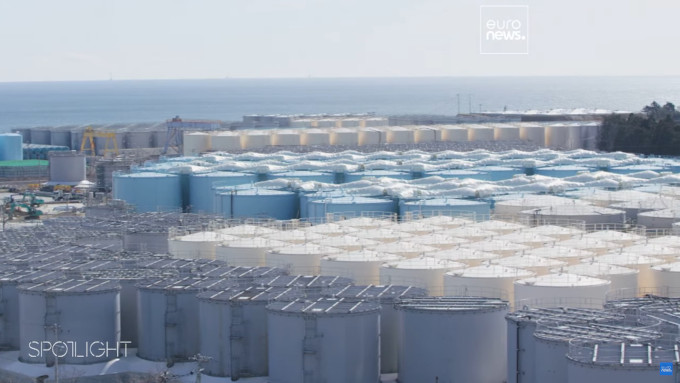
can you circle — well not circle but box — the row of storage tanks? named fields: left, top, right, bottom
left=4, top=259, right=680, bottom=383
left=165, top=216, right=680, bottom=306
left=183, top=121, right=601, bottom=154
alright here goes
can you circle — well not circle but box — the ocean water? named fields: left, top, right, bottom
left=1, top=76, right=679, bottom=132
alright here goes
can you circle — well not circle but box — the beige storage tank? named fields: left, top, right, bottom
left=554, top=261, right=639, bottom=293
left=407, top=233, right=470, bottom=250
left=300, top=129, right=331, bottom=146
left=380, top=257, right=466, bottom=296
left=467, top=124, right=495, bottom=141
left=183, top=132, right=211, bottom=156
left=414, top=126, right=440, bottom=143
left=591, top=252, right=665, bottom=290
left=271, top=129, right=301, bottom=146
left=329, top=129, right=359, bottom=146
left=514, top=273, right=611, bottom=309
left=320, top=250, right=404, bottom=285
left=214, top=238, right=288, bottom=267
left=518, top=123, right=545, bottom=145
left=386, top=126, right=415, bottom=144
left=265, top=244, right=343, bottom=275
left=493, top=255, right=567, bottom=276
left=650, top=262, right=680, bottom=297
left=493, top=124, right=520, bottom=141
left=358, top=128, right=385, bottom=146
left=439, top=125, right=469, bottom=142
left=210, top=132, right=242, bottom=151
left=240, top=131, right=271, bottom=149
left=444, top=264, right=534, bottom=302
left=545, top=123, right=571, bottom=148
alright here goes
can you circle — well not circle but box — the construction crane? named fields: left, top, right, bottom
left=163, top=116, right=222, bottom=155
left=80, top=126, right=119, bottom=156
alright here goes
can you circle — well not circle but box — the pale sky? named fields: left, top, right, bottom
left=1, top=0, right=678, bottom=82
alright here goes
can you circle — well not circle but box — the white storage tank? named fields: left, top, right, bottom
left=514, top=273, right=611, bottom=309
left=554, top=261, right=639, bottom=293
left=545, top=123, right=572, bottom=148
left=168, top=231, right=238, bottom=260
left=557, top=237, right=622, bottom=255
left=326, top=285, right=427, bottom=374
left=522, top=225, right=584, bottom=241
left=358, top=128, right=385, bottom=146
left=406, top=233, right=470, bottom=250
left=467, top=124, right=495, bottom=141
left=397, top=297, right=509, bottom=383
left=619, top=243, right=679, bottom=263
left=650, top=262, right=680, bottom=297
left=218, top=224, right=279, bottom=238
left=494, top=254, right=567, bottom=276
left=264, top=229, right=326, bottom=245
left=300, top=129, right=331, bottom=146
left=463, top=240, right=531, bottom=257
left=266, top=244, right=343, bottom=275
left=210, top=132, right=242, bottom=151
left=48, top=151, right=86, bottom=185
left=312, top=235, right=379, bottom=252
left=591, top=252, right=664, bottom=290
left=214, top=238, right=288, bottom=267
left=18, top=279, right=121, bottom=365
left=520, top=245, right=596, bottom=265
left=413, top=126, right=440, bottom=143
left=320, top=250, right=404, bottom=285
left=183, top=132, right=211, bottom=156
left=240, top=131, right=271, bottom=149
left=267, top=298, right=381, bottom=383
left=271, top=129, right=301, bottom=146
left=198, top=286, right=295, bottom=378
left=399, top=198, right=491, bottom=220
left=520, top=205, right=626, bottom=226
left=444, top=264, right=534, bottom=301
left=494, top=195, right=589, bottom=218
left=494, top=232, right=557, bottom=248
left=385, top=126, right=415, bottom=144
left=638, top=208, right=680, bottom=229
left=329, top=128, right=359, bottom=146
left=577, top=230, right=645, bottom=246
left=380, top=257, right=466, bottom=295
left=113, top=172, right=182, bottom=213
left=494, top=124, right=521, bottom=141
left=430, top=248, right=501, bottom=266
left=439, top=125, right=469, bottom=142
left=518, top=123, right=545, bottom=145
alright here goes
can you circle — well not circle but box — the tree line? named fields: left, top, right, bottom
left=597, top=102, right=680, bottom=155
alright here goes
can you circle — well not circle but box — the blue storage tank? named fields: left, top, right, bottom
left=344, top=170, right=411, bottom=183
left=307, top=196, right=395, bottom=222
left=221, top=188, right=298, bottom=220
left=0, top=134, right=23, bottom=161
left=113, top=172, right=181, bottom=212
left=535, top=165, right=590, bottom=178
left=299, top=190, right=346, bottom=219
left=399, top=198, right=491, bottom=220
left=189, top=172, right=256, bottom=214
left=467, top=166, right=521, bottom=181
left=608, top=164, right=666, bottom=174
left=269, top=170, right=335, bottom=184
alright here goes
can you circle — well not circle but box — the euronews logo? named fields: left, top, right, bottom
left=660, top=362, right=673, bottom=375
left=480, top=5, right=529, bottom=55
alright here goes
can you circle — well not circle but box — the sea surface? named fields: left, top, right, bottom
left=1, top=76, right=679, bottom=132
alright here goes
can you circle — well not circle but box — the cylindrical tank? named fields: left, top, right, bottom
left=329, top=128, right=359, bottom=146
left=267, top=298, right=381, bottom=383
left=385, top=126, right=415, bottom=144
left=240, top=131, right=271, bottom=149
left=638, top=209, right=680, bottom=229
left=307, top=196, right=395, bottom=222
left=463, top=240, right=531, bottom=257
left=520, top=205, right=626, bottom=226
left=591, top=252, right=664, bottom=290
left=494, top=124, right=520, bottom=141
left=113, top=172, right=181, bottom=213
left=413, top=126, right=440, bottom=143
left=136, top=277, right=234, bottom=362
left=198, top=286, right=296, bottom=378
left=522, top=225, right=584, bottom=241
left=269, top=170, right=335, bottom=184
left=266, top=244, right=343, bottom=275
left=518, top=246, right=594, bottom=265
left=554, top=261, right=638, bottom=293
left=494, top=255, right=567, bottom=276
left=300, top=129, right=331, bottom=146
left=494, top=195, right=589, bottom=218
left=440, top=125, right=469, bottom=142
left=214, top=238, right=288, bottom=267
left=344, top=170, right=411, bottom=182
left=467, top=125, right=495, bottom=141
left=18, top=279, right=121, bottom=365
left=514, top=273, right=611, bottom=309
left=519, top=124, right=545, bottom=145
left=222, top=189, right=298, bottom=220
left=444, top=264, right=534, bottom=302
left=397, top=297, right=509, bottom=383
left=545, top=123, right=571, bottom=148
left=380, top=257, right=466, bottom=295
left=168, top=231, right=238, bottom=260
left=189, top=172, right=256, bottom=214
left=399, top=198, right=491, bottom=220
left=650, top=262, right=680, bottom=297
left=312, top=235, right=378, bottom=252
left=48, top=151, right=86, bottom=184
left=183, top=132, right=211, bottom=156
left=320, top=251, right=404, bottom=285
left=124, top=130, right=153, bottom=149
left=358, top=128, right=384, bottom=146
left=123, top=230, right=169, bottom=253
left=0, top=133, right=23, bottom=161
left=211, top=132, right=242, bottom=151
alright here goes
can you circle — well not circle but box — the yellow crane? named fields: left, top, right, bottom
left=80, top=127, right=119, bottom=156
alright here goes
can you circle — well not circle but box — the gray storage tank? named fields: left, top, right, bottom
left=198, top=286, right=296, bottom=378
left=267, top=298, right=381, bottom=383
left=136, top=277, right=235, bottom=363
left=397, top=296, right=509, bottom=383
left=18, top=279, right=121, bottom=365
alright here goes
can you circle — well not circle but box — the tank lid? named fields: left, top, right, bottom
left=267, top=297, right=380, bottom=315
left=198, top=286, right=297, bottom=302
left=18, top=278, right=120, bottom=294
left=396, top=296, right=509, bottom=312
left=137, top=276, right=236, bottom=292
left=326, top=284, right=428, bottom=300
left=254, top=274, right=352, bottom=289
left=506, top=307, right=625, bottom=323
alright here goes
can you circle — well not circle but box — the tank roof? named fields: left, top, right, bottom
left=197, top=286, right=296, bottom=303
left=18, top=278, right=120, bottom=294
left=254, top=274, right=352, bottom=289
left=267, top=297, right=380, bottom=316
left=534, top=323, right=661, bottom=343
left=506, top=307, right=624, bottom=324
left=396, top=296, right=509, bottom=313
left=137, top=277, right=235, bottom=292
left=383, top=257, right=466, bottom=270
left=516, top=272, right=611, bottom=287
left=326, top=284, right=427, bottom=300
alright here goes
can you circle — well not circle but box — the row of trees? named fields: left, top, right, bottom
left=597, top=102, right=680, bottom=155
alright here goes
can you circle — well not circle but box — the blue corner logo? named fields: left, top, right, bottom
left=660, top=363, right=673, bottom=376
